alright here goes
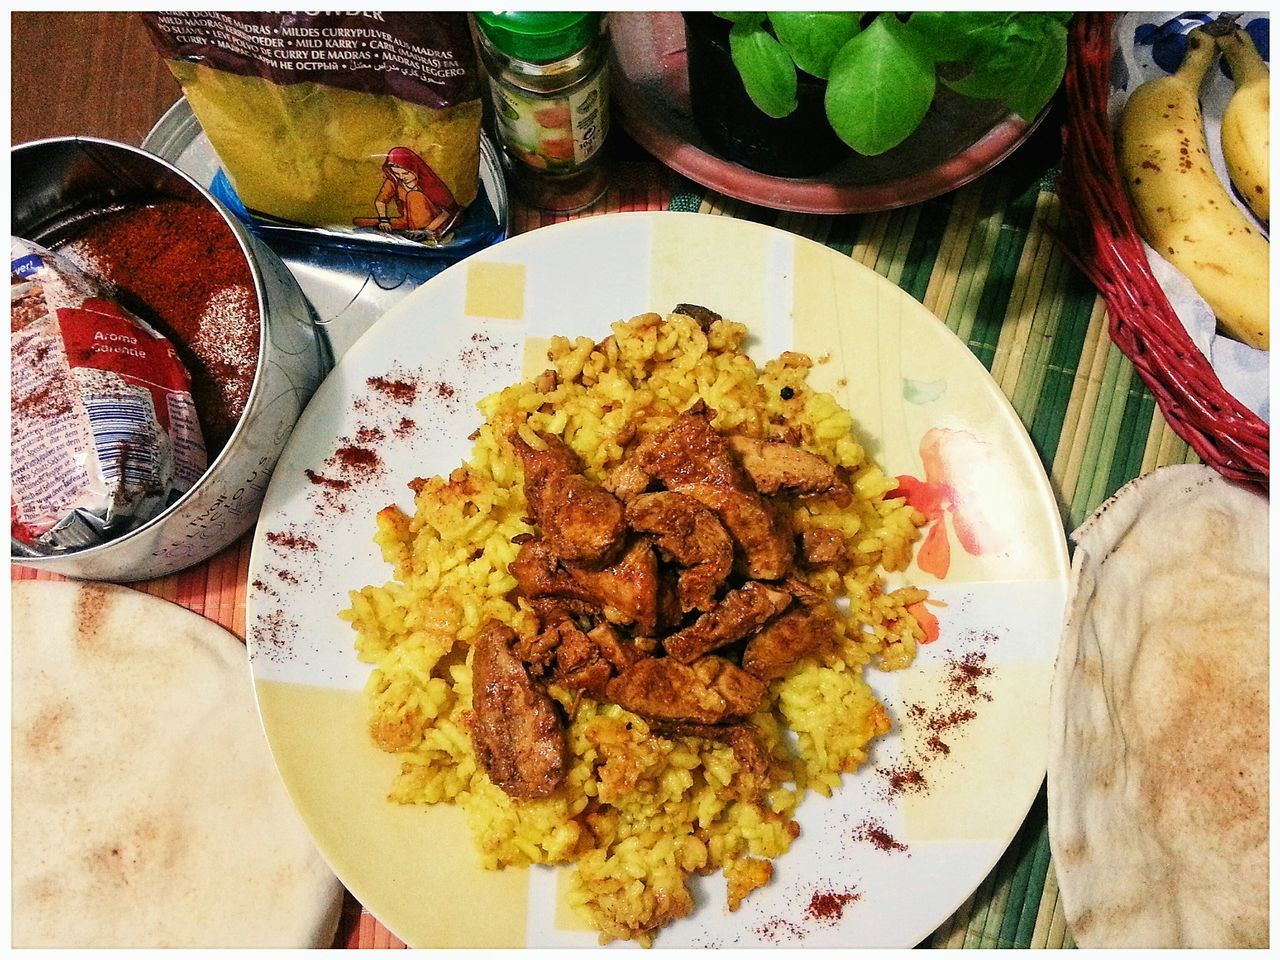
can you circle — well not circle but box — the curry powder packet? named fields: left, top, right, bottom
left=142, top=12, right=482, bottom=248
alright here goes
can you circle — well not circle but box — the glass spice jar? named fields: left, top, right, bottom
left=472, top=12, right=610, bottom=213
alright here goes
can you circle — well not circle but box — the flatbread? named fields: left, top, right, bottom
left=1047, top=464, right=1268, bottom=948
left=12, top=580, right=344, bottom=947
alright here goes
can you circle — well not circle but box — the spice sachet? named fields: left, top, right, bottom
left=142, top=12, right=483, bottom=251
left=10, top=239, right=207, bottom=551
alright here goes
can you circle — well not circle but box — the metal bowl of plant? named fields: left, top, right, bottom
left=610, top=11, right=1069, bottom=213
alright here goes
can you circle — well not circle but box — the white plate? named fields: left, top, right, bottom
left=246, top=211, right=1069, bottom=948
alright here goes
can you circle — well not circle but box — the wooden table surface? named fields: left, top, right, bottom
left=11, top=13, right=178, bottom=144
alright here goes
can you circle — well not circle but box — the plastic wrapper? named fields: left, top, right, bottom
left=10, top=239, right=208, bottom=551
left=141, top=12, right=487, bottom=255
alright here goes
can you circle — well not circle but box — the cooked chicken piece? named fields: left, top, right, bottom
left=656, top=567, right=686, bottom=634
left=512, top=432, right=625, bottom=565
left=510, top=540, right=598, bottom=607
left=605, top=655, right=766, bottom=723
left=470, top=620, right=567, bottom=799
left=632, top=407, right=740, bottom=489
left=564, top=537, right=660, bottom=636
left=765, top=422, right=804, bottom=445
left=513, top=625, right=561, bottom=676
left=518, top=620, right=645, bottom=700
left=650, top=720, right=771, bottom=777
left=726, top=435, right=852, bottom=506
left=681, top=483, right=794, bottom=580
left=783, top=578, right=827, bottom=606
left=528, top=597, right=600, bottom=630
left=588, top=622, right=644, bottom=672
left=798, top=527, right=845, bottom=568
left=742, top=605, right=837, bottom=682
left=663, top=581, right=793, bottom=663
left=626, top=492, right=733, bottom=613
left=602, top=458, right=652, bottom=502
left=672, top=303, right=723, bottom=334
left=632, top=411, right=793, bottom=579
left=549, top=622, right=614, bottom=698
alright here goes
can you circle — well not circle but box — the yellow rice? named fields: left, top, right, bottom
left=341, top=310, right=924, bottom=944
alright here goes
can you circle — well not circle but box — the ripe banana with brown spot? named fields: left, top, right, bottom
left=1218, top=26, right=1270, bottom=223
left=1118, top=26, right=1270, bottom=350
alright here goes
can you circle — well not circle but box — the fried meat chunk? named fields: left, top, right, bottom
left=565, top=537, right=661, bottom=636
left=671, top=302, right=723, bottom=334
left=470, top=620, right=567, bottom=799
left=602, top=459, right=652, bottom=502
left=518, top=619, right=647, bottom=700
left=587, top=622, right=645, bottom=672
left=510, top=540, right=599, bottom=606
left=528, top=597, right=600, bottom=630
left=626, top=491, right=733, bottom=613
left=632, top=411, right=793, bottom=580
left=726, top=435, right=852, bottom=506
left=741, top=605, right=836, bottom=682
left=605, top=655, right=766, bottom=724
left=547, top=622, right=613, bottom=698
left=663, top=581, right=793, bottom=663
left=512, top=432, right=625, bottom=565
left=798, top=527, right=845, bottom=568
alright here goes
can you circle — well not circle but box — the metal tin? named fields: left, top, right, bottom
left=10, top=137, right=329, bottom=581
left=143, top=99, right=511, bottom=359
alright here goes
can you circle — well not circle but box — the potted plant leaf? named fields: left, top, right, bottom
left=685, top=11, right=1072, bottom=178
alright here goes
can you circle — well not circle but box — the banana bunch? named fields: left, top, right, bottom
left=1117, top=25, right=1269, bottom=350
left=1219, top=26, right=1269, bottom=223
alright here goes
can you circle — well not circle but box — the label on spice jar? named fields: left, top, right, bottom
left=488, top=67, right=608, bottom=173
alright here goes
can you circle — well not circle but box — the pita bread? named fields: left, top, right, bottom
left=1048, top=464, right=1268, bottom=948
left=12, top=580, right=344, bottom=947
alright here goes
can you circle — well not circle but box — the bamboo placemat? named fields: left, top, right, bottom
left=11, top=157, right=1196, bottom=949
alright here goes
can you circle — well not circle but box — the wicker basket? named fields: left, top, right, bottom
left=1057, top=12, right=1268, bottom=489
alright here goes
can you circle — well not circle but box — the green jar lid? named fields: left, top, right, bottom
left=473, top=12, right=599, bottom=64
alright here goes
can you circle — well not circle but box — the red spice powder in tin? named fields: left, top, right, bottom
left=57, top=199, right=260, bottom=453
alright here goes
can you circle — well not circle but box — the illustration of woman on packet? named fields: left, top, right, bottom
left=354, top=146, right=462, bottom=239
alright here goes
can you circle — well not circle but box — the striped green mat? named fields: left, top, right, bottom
left=668, top=172, right=1198, bottom=949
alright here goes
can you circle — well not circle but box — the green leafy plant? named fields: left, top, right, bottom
left=716, top=11, right=1072, bottom=156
